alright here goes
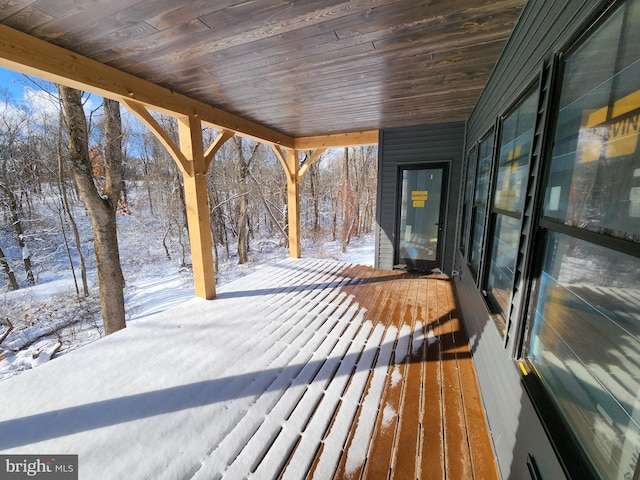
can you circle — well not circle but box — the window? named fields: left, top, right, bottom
left=485, top=91, right=538, bottom=326
left=529, top=1, right=640, bottom=477
left=459, top=147, right=477, bottom=256
left=469, top=133, right=494, bottom=279
left=543, top=0, right=640, bottom=243
left=530, top=233, right=640, bottom=479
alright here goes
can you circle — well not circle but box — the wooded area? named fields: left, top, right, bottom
left=0, top=77, right=378, bottom=337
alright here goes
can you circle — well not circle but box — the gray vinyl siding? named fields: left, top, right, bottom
left=467, top=0, right=607, bottom=143
left=376, top=122, right=465, bottom=273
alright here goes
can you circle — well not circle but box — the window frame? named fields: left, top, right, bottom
left=468, top=129, right=496, bottom=282
left=482, top=86, right=540, bottom=328
left=459, top=145, right=478, bottom=258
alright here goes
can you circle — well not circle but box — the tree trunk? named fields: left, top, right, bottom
left=237, top=177, right=249, bottom=263
left=55, top=205, right=80, bottom=295
left=233, top=137, right=259, bottom=265
left=0, top=183, right=34, bottom=285
left=143, top=158, right=155, bottom=216
left=341, top=147, right=352, bottom=253
left=57, top=114, right=89, bottom=297
left=0, top=244, right=18, bottom=290
left=59, top=86, right=126, bottom=335
left=248, top=170, right=289, bottom=244
left=309, top=160, right=320, bottom=232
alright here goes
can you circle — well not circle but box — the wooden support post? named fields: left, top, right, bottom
left=286, top=148, right=301, bottom=258
left=178, top=116, right=216, bottom=299
left=123, top=100, right=233, bottom=301
left=272, top=146, right=301, bottom=258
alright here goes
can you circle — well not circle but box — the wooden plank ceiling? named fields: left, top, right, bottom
left=0, top=0, right=525, bottom=140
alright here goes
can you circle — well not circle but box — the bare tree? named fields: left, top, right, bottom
left=0, top=182, right=34, bottom=285
left=308, top=158, right=321, bottom=233
left=0, top=95, right=35, bottom=285
left=0, top=243, right=18, bottom=290
left=339, top=147, right=358, bottom=253
left=58, top=86, right=126, bottom=335
left=56, top=111, right=89, bottom=296
left=233, top=137, right=259, bottom=264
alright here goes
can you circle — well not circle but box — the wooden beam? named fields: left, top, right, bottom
left=294, top=130, right=379, bottom=150
left=204, top=130, right=235, bottom=170
left=0, top=23, right=294, bottom=148
left=271, top=145, right=292, bottom=181
left=178, top=116, right=216, bottom=299
left=298, top=148, right=327, bottom=179
left=121, top=99, right=188, bottom=174
left=123, top=100, right=224, bottom=300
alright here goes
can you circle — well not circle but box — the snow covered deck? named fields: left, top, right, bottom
left=0, top=258, right=497, bottom=479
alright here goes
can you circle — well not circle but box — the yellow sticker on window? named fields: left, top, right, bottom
left=580, top=89, right=640, bottom=163
left=411, top=190, right=429, bottom=201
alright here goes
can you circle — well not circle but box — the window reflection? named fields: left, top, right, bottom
left=475, top=135, right=493, bottom=204
left=460, top=148, right=476, bottom=255
left=544, top=0, right=640, bottom=243
left=486, top=215, right=520, bottom=318
left=484, top=91, right=537, bottom=328
left=530, top=232, right=640, bottom=479
left=494, top=93, right=537, bottom=214
left=469, top=134, right=493, bottom=278
left=469, top=207, right=485, bottom=276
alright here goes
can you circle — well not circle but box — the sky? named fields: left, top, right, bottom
left=0, top=66, right=51, bottom=103
left=0, top=64, right=129, bottom=138
left=0, top=66, right=25, bottom=99
left=0, top=65, right=64, bottom=123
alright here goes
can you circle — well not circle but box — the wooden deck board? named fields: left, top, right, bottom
left=357, top=276, right=411, bottom=480
left=392, top=275, right=427, bottom=480
left=420, top=278, right=445, bottom=480
left=0, top=258, right=498, bottom=480
left=439, top=278, right=473, bottom=480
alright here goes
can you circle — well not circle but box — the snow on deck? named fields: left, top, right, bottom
left=0, top=258, right=497, bottom=479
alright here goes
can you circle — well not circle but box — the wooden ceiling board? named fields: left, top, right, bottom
left=0, top=0, right=526, bottom=141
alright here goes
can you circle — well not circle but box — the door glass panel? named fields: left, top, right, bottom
left=398, top=167, right=443, bottom=267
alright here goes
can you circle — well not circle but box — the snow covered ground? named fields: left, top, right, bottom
left=0, top=235, right=374, bottom=381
